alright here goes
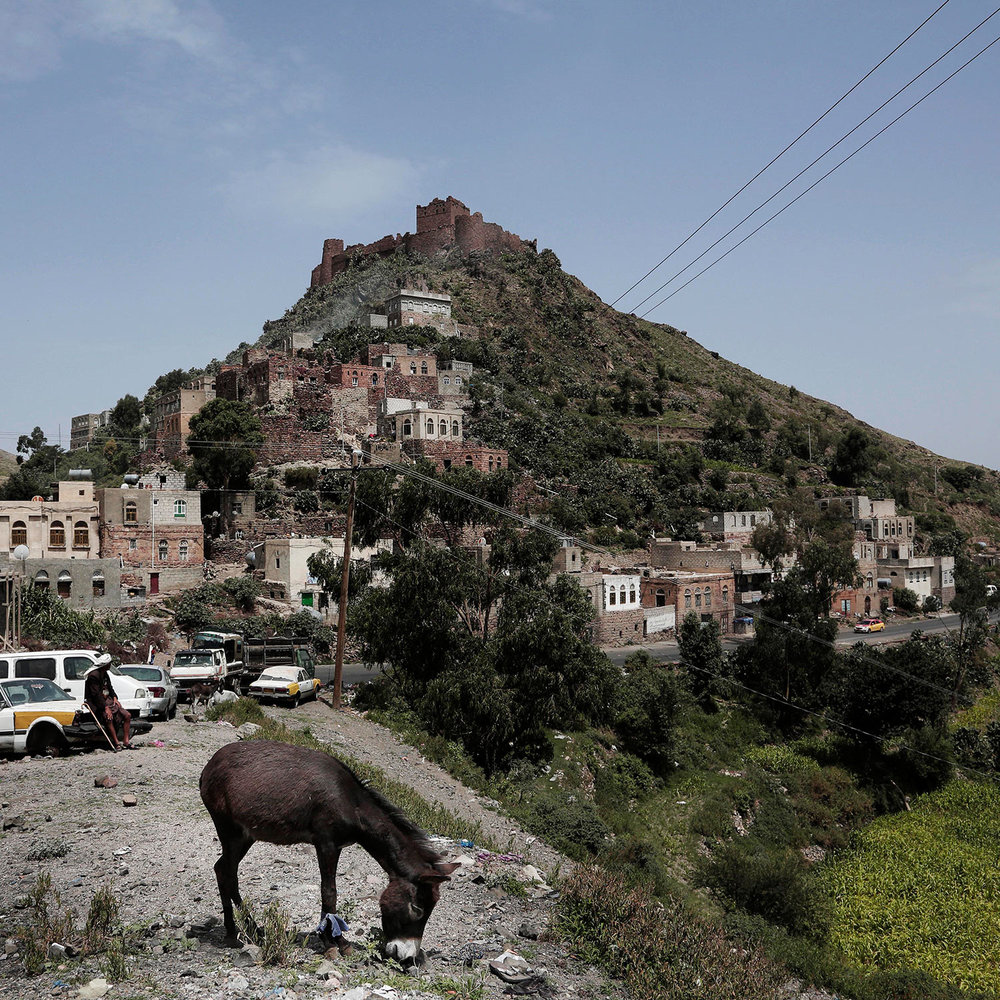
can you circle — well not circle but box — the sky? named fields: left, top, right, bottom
left=1, top=1, right=998, bottom=468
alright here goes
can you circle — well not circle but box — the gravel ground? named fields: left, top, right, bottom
left=0, top=697, right=842, bottom=1000
left=0, top=698, right=619, bottom=1000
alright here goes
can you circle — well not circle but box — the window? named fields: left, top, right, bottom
left=65, top=656, right=93, bottom=680
left=655, top=588, right=666, bottom=607
left=73, top=521, right=89, bottom=547
left=233, top=501, right=243, bottom=515
left=158, top=540, right=168, bottom=560
left=452, top=421, right=459, bottom=437
left=695, top=590, right=702, bottom=608
left=15, top=657, right=56, bottom=680
left=234, top=529, right=244, bottom=540
left=34, top=570, right=49, bottom=591
left=704, top=589, right=712, bottom=608
left=629, top=584, right=636, bottom=603
left=372, top=373, right=379, bottom=385
left=174, top=499, right=186, bottom=518
left=410, top=363, right=417, bottom=375
left=455, top=376, right=463, bottom=387
left=609, top=588, right=616, bottom=606
left=179, top=540, right=189, bottom=561
left=49, top=521, right=66, bottom=547
left=421, top=362, right=428, bottom=374
left=128, top=538, right=137, bottom=551
left=402, top=419, right=412, bottom=437
left=351, top=376, right=358, bottom=387
left=426, top=419, right=434, bottom=435
left=92, top=572, right=105, bottom=597
left=722, top=586, right=729, bottom=605
left=57, top=571, right=72, bottom=599
left=741, top=515, right=746, bottom=526
left=684, top=589, right=692, bottom=609
left=619, top=585, right=626, bottom=604
left=488, top=458, right=494, bottom=472
left=465, top=455, right=473, bottom=467
left=11, top=521, right=27, bottom=546
left=440, top=420, right=447, bottom=436
left=443, top=376, right=451, bottom=385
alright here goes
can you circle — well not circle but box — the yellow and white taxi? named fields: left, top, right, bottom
left=247, top=666, right=321, bottom=707
left=0, top=677, right=87, bottom=756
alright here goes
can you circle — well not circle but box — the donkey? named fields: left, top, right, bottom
left=199, top=740, right=457, bottom=963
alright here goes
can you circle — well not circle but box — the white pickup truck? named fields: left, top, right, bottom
left=0, top=649, right=155, bottom=719
left=169, top=647, right=229, bottom=698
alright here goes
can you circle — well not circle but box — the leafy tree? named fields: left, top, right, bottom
left=109, top=395, right=142, bottom=437
left=187, top=399, right=263, bottom=530
left=746, top=398, right=771, bottom=439
left=677, top=612, right=726, bottom=709
left=613, top=653, right=684, bottom=775
left=940, top=465, right=984, bottom=493
left=892, top=587, right=920, bottom=614
left=16, top=426, right=46, bottom=457
left=830, top=428, right=879, bottom=486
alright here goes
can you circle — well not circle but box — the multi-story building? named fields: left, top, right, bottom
left=702, top=509, right=773, bottom=546
left=0, top=481, right=100, bottom=559
left=640, top=569, right=736, bottom=635
left=385, top=288, right=453, bottom=330
left=69, top=410, right=112, bottom=451
left=151, top=375, right=216, bottom=458
left=97, top=485, right=204, bottom=595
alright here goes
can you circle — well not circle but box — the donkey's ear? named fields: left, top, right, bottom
left=420, top=862, right=459, bottom=883
left=435, top=861, right=460, bottom=877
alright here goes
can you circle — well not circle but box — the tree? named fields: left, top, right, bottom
left=613, top=654, right=685, bottom=775
left=677, top=612, right=726, bottom=709
left=16, top=426, right=46, bottom=457
left=187, top=399, right=263, bottom=532
left=109, top=394, right=142, bottom=437
left=830, top=428, right=879, bottom=486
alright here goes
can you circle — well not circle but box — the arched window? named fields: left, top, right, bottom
left=124, top=502, right=137, bottom=523
left=695, top=590, right=702, bottom=608
left=158, top=539, right=168, bottom=560
left=11, top=521, right=27, bottom=546
left=488, top=458, right=494, bottom=472
left=609, top=587, right=617, bottom=606
left=372, top=373, right=379, bottom=385
left=465, top=455, right=474, bottom=467
left=629, top=584, right=636, bottom=603
left=92, top=572, right=105, bottom=597
left=421, top=362, right=428, bottom=374
left=439, top=420, right=448, bottom=436
left=73, top=521, right=89, bottom=547
left=409, top=362, right=417, bottom=375
left=722, top=586, right=729, bottom=605
left=456, top=376, right=463, bottom=387
left=34, top=570, right=49, bottom=591
left=57, top=571, right=72, bottom=599
left=351, top=375, right=359, bottom=387
left=452, top=421, right=460, bottom=437
left=443, top=376, right=451, bottom=385
left=426, top=419, right=434, bottom=435
left=684, top=589, right=692, bottom=609
left=49, top=521, right=66, bottom=547
left=705, top=589, right=712, bottom=608
left=174, top=499, right=186, bottom=518
left=619, top=585, right=627, bottom=605
left=866, top=573, right=874, bottom=589
left=655, top=588, right=666, bottom=607
left=179, top=540, right=189, bottom=561
left=402, top=418, right=412, bottom=437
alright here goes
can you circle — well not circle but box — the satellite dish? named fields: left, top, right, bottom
left=31, top=495, right=44, bottom=502
left=12, top=544, right=29, bottom=561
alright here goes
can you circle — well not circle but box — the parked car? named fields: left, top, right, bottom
left=247, top=666, right=321, bottom=706
left=0, top=650, right=154, bottom=719
left=854, top=618, right=886, bottom=633
left=0, top=677, right=151, bottom=755
left=118, top=664, right=178, bottom=720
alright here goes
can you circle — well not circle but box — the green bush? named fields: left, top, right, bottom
left=785, top=766, right=874, bottom=849
left=893, top=587, right=920, bottom=613
left=283, top=466, right=318, bottom=490
left=698, top=842, right=829, bottom=937
left=521, top=793, right=611, bottom=859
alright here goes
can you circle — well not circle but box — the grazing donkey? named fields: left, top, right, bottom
left=199, top=740, right=456, bottom=963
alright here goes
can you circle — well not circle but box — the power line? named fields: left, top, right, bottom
left=610, top=0, right=955, bottom=308
left=640, top=26, right=1000, bottom=316
left=629, top=6, right=1000, bottom=315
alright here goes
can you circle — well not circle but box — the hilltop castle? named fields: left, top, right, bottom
left=310, top=196, right=535, bottom=287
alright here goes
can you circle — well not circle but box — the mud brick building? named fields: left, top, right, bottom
left=640, top=569, right=736, bottom=635
left=310, top=197, right=535, bottom=287
left=97, top=486, right=204, bottom=595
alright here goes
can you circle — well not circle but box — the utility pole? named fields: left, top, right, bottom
left=333, top=450, right=360, bottom=709
left=807, top=425, right=812, bottom=462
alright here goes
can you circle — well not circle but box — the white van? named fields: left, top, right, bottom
left=0, top=650, right=154, bottom=718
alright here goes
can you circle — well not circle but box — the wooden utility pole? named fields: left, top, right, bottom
left=333, top=451, right=360, bottom=709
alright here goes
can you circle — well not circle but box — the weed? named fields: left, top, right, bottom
left=25, top=841, right=70, bottom=861
left=85, top=883, right=121, bottom=952
left=423, top=974, right=487, bottom=999
left=15, top=873, right=76, bottom=976
left=205, top=696, right=265, bottom=727
left=235, top=898, right=297, bottom=965
left=103, top=934, right=129, bottom=982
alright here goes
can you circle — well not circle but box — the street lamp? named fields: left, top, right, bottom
left=12, top=543, right=29, bottom=649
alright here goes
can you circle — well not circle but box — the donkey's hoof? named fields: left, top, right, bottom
left=222, top=933, right=242, bottom=948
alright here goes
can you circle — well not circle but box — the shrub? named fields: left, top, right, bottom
left=556, top=867, right=784, bottom=1000
left=785, top=766, right=874, bottom=849
left=522, top=793, right=611, bottom=859
left=893, top=587, right=920, bottom=614
left=283, top=466, right=318, bottom=490
left=698, top=842, right=829, bottom=937
left=235, top=899, right=296, bottom=965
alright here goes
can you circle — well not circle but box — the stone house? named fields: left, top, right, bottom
left=151, top=375, right=215, bottom=458
left=640, top=568, right=736, bottom=635
left=0, top=554, right=126, bottom=610
left=70, top=410, right=112, bottom=452
left=0, top=481, right=100, bottom=560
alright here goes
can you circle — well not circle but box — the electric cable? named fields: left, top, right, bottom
left=628, top=6, right=1000, bottom=315
left=611, top=0, right=955, bottom=307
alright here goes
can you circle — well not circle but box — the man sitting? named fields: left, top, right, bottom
left=85, top=654, right=133, bottom=751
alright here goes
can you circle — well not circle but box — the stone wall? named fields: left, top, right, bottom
left=594, top=607, right=645, bottom=646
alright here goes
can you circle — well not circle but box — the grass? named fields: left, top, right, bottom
left=234, top=898, right=297, bottom=965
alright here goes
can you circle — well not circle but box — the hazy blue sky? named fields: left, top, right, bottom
left=2, top=2, right=997, bottom=467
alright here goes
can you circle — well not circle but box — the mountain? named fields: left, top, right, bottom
left=256, top=231, right=998, bottom=550
left=0, top=448, right=18, bottom=483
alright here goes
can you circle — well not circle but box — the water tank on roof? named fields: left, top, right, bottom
left=67, top=469, right=93, bottom=479
left=122, top=474, right=140, bottom=486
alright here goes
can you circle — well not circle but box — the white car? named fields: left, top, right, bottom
left=247, top=666, right=321, bottom=706
left=118, top=664, right=178, bottom=720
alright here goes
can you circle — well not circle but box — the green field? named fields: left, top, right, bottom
left=818, top=780, right=1000, bottom=994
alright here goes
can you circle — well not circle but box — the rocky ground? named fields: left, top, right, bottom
left=0, top=697, right=621, bottom=1000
